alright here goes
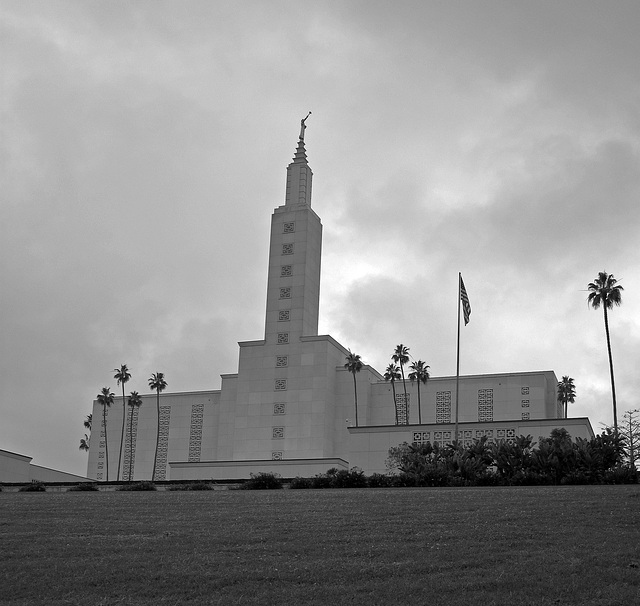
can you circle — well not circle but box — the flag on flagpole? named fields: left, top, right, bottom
left=460, top=274, right=471, bottom=325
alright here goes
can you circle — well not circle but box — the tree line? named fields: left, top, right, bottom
left=79, top=365, right=168, bottom=482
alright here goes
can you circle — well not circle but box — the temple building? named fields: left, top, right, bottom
left=87, top=123, right=594, bottom=481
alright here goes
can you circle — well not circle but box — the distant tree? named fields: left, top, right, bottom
left=79, top=434, right=90, bottom=452
left=587, top=271, right=623, bottom=437
left=148, top=372, right=168, bottom=481
left=604, top=410, right=640, bottom=468
left=84, top=414, right=92, bottom=432
left=344, top=350, right=364, bottom=427
left=384, top=363, right=401, bottom=425
left=96, top=387, right=115, bottom=481
left=114, top=364, right=131, bottom=481
left=127, top=391, right=143, bottom=481
left=557, top=376, right=576, bottom=418
left=408, top=360, right=430, bottom=425
left=392, top=345, right=410, bottom=423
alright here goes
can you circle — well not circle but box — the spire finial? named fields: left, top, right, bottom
left=299, top=111, right=312, bottom=141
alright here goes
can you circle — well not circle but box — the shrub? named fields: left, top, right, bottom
left=68, top=483, right=99, bottom=492
left=310, top=473, right=334, bottom=489
left=289, top=476, right=313, bottom=489
left=367, top=473, right=394, bottom=488
left=19, top=482, right=46, bottom=492
left=243, top=472, right=283, bottom=490
left=117, top=481, right=157, bottom=491
left=167, top=482, right=213, bottom=491
left=331, top=468, right=367, bottom=488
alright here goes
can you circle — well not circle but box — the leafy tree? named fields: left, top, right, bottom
left=127, top=391, right=143, bottom=481
left=408, top=360, right=430, bottom=424
left=114, top=364, right=131, bottom=481
left=604, top=410, right=640, bottom=468
left=392, top=344, right=410, bottom=423
left=587, top=271, right=623, bottom=437
left=557, top=376, right=576, bottom=418
left=79, top=414, right=92, bottom=452
left=148, top=372, right=168, bottom=481
left=384, top=363, right=401, bottom=425
left=96, top=387, right=115, bottom=481
left=344, top=350, right=364, bottom=427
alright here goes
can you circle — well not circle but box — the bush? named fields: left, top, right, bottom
left=243, top=472, right=283, bottom=490
left=68, top=483, right=99, bottom=492
left=331, top=468, right=368, bottom=488
left=188, top=481, right=214, bottom=490
left=289, top=476, right=313, bottom=489
left=367, top=473, right=394, bottom=488
left=19, top=482, right=46, bottom=492
left=117, top=481, right=157, bottom=491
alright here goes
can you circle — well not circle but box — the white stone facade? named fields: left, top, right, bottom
left=87, top=130, right=593, bottom=481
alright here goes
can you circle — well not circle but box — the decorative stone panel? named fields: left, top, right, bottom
left=272, top=451, right=283, bottom=460
left=273, top=403, right=286, bottom=415
left=279, top=287, right=291, bottom=299
left=153, top=405, right=171, bottom=480
left=283, top=222, right=295, bottom=233
left=277, top=332, right=289, bottom=344
left=282, top=243, right=294, bottom=255
left=121, top=406, right=140, bottom=481
left=412, top=431, right=431, bottom=443
left=276, top=356, right=288, bottom=367
left=521, top=400, right=530, bottom=407
left=274, top=379, right=287, bottom=391
left=272, top=427, right=284, bottom=439
left=278, top=310, right=290, bottom=322
left=188, top=403, right=204, bottom=463
left=395, top=393, right=410, bottom=425
left=478, top=388, right=494, bottom=422
left=280, top=265, right=292, bottom=277
left=436, top=391, right=452, bottom=423
left=522, top=412, right=530, bottom=420
left=521, top=386, right=530, bottom=395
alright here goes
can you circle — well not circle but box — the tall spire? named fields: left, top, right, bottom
left=285, top=114, right=313, bottom=206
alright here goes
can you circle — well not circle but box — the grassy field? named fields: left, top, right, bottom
left=1, top=485, right=639, bottom=605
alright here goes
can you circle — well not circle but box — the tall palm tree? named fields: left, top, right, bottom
left=384, top=363, right=401, bottom=425
left=84, top=413, right=92, bottom=432
left=148, top=372, right=168, bottom=481
left=408, top=360, right=430, bottom=425
left=557, top=376, right=576, bottom=418
left=114, top=364, right=131, bottom=481
left=96, top=387, right=115, bottom=481
left=392, top=345, right=410, bottom=423
left=587, top=271, right=623, bottom=437
left=126, top=391, right=143, bottom=481
left=79, top=434, right=90, bottom=451
left=344, top=350, right=364, bottom=427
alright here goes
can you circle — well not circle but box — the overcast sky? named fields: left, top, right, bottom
left=2, top=1, right=639, bottom=477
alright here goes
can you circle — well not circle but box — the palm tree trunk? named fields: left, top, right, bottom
left=603, top=306, right=619, bottom=438
left=103, top=406, right=109, bottom=482
left=152, top=391, right=160, bottom=481
left=417, top=381, right=422, bottom=425
left=117, top=387, right=126, bottom=481
left=392, top=381, right=398, bottom=425
left=352, top=372, right=359, bottom=427
left=400, top=364, right=409, bottom=424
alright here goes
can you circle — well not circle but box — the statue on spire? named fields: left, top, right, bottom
left=299, top=112, right=312, bottom=141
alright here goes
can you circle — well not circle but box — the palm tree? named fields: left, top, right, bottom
left=587, top=271, right=623, bottom=437
left=84, top=413, right=92, bottom=432
left=96, top=387, right=115, bottom=481
left=114, top=364, right=131, bottom=481
left=384, top=363, right=401, bottom=425
left=408, top=360, right=430, bottom=425
left=344, top=350, right=364, bottom=427
left=79, top=434, right=90, bottom=451
left=148, top=372, right=168, bottom=481
left=392, top=344, right=410, bottom=423
left=557, top=376, right=576, bottom=418
left=126, top=391, right=143, bottom=481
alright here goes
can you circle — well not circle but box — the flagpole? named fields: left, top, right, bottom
left=455, top=272, right=461, bottom=445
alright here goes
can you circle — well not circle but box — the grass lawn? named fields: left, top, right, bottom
left=1, top=485, right=639, bottom=605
